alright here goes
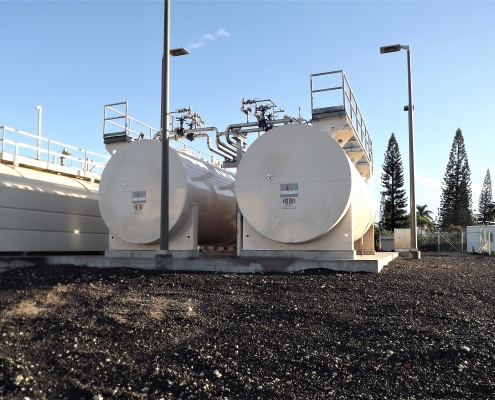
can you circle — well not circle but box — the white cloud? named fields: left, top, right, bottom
left=190, top=28, right=230, bottom=50
left=215, top=28, right=230, bottom=37
left=203, top=33, right=216, bottom=41
left=190, top=40, right=205, bottom=49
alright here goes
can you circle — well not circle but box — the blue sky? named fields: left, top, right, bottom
left=1, top=1, right=495, bottom=221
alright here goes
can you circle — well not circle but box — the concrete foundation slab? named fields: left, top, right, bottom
left=0, top=252, right=398, bottom=274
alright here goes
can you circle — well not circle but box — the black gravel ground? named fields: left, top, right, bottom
left=0, top=256, right=494, bottom=400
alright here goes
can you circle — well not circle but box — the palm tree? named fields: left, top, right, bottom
left=416, top=204, right=435, bottom=233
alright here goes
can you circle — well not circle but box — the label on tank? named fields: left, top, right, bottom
left=133, top=203, right=145, bottom=214
left=132, top=191, right=146, bottom=204
left=282, top=198, right=297, bottom=209
left=280, top=183, right=298, bottom=198
left=266, top=172, right=274, bottom=181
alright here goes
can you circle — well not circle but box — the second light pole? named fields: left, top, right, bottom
left=380, top=43, right=420, bottom=259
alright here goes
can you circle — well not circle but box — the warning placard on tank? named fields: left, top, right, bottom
left=133, top=203, right=145, bottom=214
left=280, top=183, right=298, bottom=198
left=282, top=197, right=297, bottom=209
left=132, top=191, right=146, bottom=204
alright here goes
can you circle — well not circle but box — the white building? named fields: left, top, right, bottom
left=466, top=226, right=495, bottom=254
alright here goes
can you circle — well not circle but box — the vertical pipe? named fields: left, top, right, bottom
left=407, top=48, right=418, bottom=253
left=236, top=135, right=244, bottom=257
left=13, top=144, right=18, bottom=167
left=160, top=0, right=170, bottom=251
left=36, top=106, right=42, bottom=160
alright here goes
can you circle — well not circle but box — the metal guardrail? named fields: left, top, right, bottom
left=103, top=102, right=160, bottom=140
left=0, top=126, right=109, bottom=175
left=310, top=70, right=373, bottom=169
left=103, top=101, right=219, bottom=164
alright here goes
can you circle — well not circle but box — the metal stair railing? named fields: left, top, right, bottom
left=310, top=70, right=373, bottom=172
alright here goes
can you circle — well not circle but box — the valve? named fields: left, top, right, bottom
left=175, top=116, right=185, bottom=137
left=256, top=105, right=272, bottom=131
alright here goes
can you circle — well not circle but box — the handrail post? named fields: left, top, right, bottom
left=341, top=72, right=345, bottom=113
left=103, top=105, right=107, bottom=137
left=310, top=76, right=313, bottom=111
left=13, top=144, right=19, bottom=167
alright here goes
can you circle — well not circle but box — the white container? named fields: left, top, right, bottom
left=235, top=124, right=375, bottom=248
left=98, top=139, right=236, bottom=247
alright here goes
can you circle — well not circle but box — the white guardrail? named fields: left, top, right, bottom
left=0, top=126, right=109, bottom=175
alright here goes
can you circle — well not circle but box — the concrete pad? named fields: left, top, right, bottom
left=0, top=252, right=398, bottom=274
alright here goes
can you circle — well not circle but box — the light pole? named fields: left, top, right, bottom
left=159, top=0, right=189, bottom=255
left=380, top=43, right=420, bottom=259
left=35, top=105, right=42, bottom=160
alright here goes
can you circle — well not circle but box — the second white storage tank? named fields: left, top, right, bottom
left=235, top=124, right=375, bottom=244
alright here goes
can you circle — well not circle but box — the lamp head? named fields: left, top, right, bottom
left=170, top=47, right=189, bottom=57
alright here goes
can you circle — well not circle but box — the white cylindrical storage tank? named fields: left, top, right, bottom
left=235, top=124, right=375, bottom=244
left=98, top=139, right=236, bottom=246
left=0, top=163, right=108, bottom=252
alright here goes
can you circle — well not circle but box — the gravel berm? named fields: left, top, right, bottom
left=0, top=255, right=494, bottom=399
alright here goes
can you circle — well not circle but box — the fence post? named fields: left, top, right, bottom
left=461, top=231, right=463, bottom=253
left=489, top=231, right=491, bottom=255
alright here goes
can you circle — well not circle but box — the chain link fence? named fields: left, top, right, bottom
left=418, top=230, right=466, bottom=252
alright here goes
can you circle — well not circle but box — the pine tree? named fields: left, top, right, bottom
left=380, top=133, right=408, bottom=231
left=438, top=128, right=472, bottom=228
left=478, top=169, right=493, bottom=225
